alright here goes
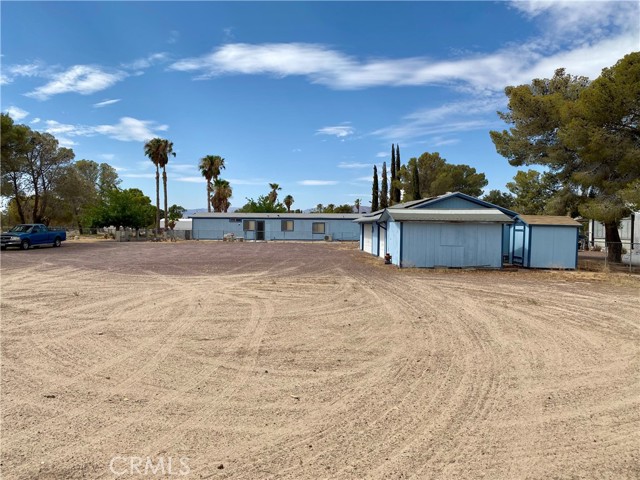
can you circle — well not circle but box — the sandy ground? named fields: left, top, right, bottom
left=1, top=240, right=639, bottom=479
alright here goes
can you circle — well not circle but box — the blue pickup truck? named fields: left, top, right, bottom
left=1, top=224, right=67, bottom=250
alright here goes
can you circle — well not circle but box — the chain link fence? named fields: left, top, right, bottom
left=579, top=242, right=638, bottom=273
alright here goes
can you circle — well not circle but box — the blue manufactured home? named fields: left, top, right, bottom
left=355, top=192, right=517, bottom=268
left=510, top=215, right=581, bottom=269
left=190, top=212, right=361, bottom=241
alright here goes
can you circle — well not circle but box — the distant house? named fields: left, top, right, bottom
left=189, top=212, right=360, bottom=241
left=587, top=213, right=639, bottom=251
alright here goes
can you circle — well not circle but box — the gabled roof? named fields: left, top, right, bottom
left=353, top=212, right=383, bottom=223
left=406, top=191, right=519, bottom=217
left=353, top=192, right=519, bottom=223
left=517, top=215, right=581, bottom=226
left=386, top=208, right=513, bottom=223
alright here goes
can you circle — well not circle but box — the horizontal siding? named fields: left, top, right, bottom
left=401, top=223, right=502, bottom=268
left=192, top=218, right=359, bottom=241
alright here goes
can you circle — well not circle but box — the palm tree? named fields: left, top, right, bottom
left=144, top=138, right=170, bottom=232
left=199, top=155, right=225, bottom=212
left=212, top=178, right=232, bottom=212
left=268, top=183, right=281, bottom=204
left=283, top=194, right=294, bottom=213
left=157, top=140, right=176, bottom=231
left=354, top=198, right=361, bottom=213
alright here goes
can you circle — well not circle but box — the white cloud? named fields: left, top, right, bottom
left=2, top=62, right=47, bottom=84
left=4, top=106, right=29, bottom=121
left=298, top=180, right=338, bottom=186
left=431, top=137, right=460, bottom=147
left=123, top=53, right=169, bottom=71
left=93, top=117, right=168, bottom=142
left=26, top=65, right=126, bottom=100
left=354, top=176, right=373, bottom=182
left=31, top=118, right=41, bottom=124
left=122, top=173, right=156, bottom=179
left=168, top=31, right=180, bottom=45
left=316, top=125, right=354, bottom=138
left=510, top=0, right=637, bottom=40
left=375, top=152, right=388, bottom=158
left=174, top=176, right=204, bottom=183
left=167, top=163, right=196, bottom=172
left=338, top=162, right=370, bottom=169
left=226, top=178, right=267, bottom=186
left=169, top=0, right=637, bottom=92
left=372, top=97, right=503, bottom=141
left=99, top=154, right=115, bottom=161
left=93, top=98, right=121, bottom=108
left=43, top=117, right=168, bottom=143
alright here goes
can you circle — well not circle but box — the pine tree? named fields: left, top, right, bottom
left=380, top=162, right=389, bottom=209
left=372, top=165, right=379, bottom=211
left=395, top=145, right=402, bottom=203
left=411, top=162, right=421, bottom=200
left=390, top=144, right=396, bottom=205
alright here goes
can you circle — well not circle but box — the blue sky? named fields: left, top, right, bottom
left=2, top=1, right=638, bottom=211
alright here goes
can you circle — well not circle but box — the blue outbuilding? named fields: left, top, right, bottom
left=510, top=215, right=581, bottom=269
left=355, top=192, right=517, bottom=268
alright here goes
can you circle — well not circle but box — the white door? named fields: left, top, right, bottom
left=378, top=224, right=386, bottom=257
left=363, top=225, right=372, bottom=253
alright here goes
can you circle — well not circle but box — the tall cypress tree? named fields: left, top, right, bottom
left=411, top=162, right=421, bottom=200
left=390, top=144, right=396, bottom=205
left=372, top=165, right=379, bottom=211
left=380, top=162, right=389, bottom=209
left=395, top=144, right=402, bottom=203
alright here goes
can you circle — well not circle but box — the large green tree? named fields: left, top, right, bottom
left=490, top=53, right=640, bottom=261
left=85, top=188, right=155, bottom=229
left=237, top=195, right=286, bottom=213
left=402, top=152, right=488, bottom=200
left=1, top=115, right=75, bottom=224
left=482, top=189, right=515, bottom=210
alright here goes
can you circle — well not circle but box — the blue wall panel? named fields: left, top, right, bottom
left=193, top=218, right=360, bottom=241
left=400, top=223, right=502, bottom=268
left=387, top=222, right=401, bottom=266
left=526, top=226, right=578, bottom=269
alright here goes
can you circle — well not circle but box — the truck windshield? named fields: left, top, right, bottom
left=8, top=225, right=33, bottom=233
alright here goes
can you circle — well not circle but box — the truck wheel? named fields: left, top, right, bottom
left=20, top=239, right=30, bottom=250
left=53, top=237, right=62, bottom=247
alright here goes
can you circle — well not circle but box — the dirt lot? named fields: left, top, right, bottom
left=1, top=240, right=639, bottom=479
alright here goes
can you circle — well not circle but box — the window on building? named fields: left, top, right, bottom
left=243, top=220, right=256, bottom=231
left=281, top=220, right=294, bottom=232
left=312, top=222, right=325, bottom=234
